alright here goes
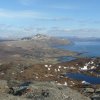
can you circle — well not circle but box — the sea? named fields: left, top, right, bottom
left=56, top=38, right=100, bottom=84
left=55, top=38, right=100, bottom=62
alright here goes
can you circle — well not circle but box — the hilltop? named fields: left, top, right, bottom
left=21, top=34, right=71, bottom=46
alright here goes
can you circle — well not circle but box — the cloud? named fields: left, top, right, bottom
left=52, top=5, right=76, bottom=10
left=0, top=8, right=73, bottom=22
left=0, top=8, right=40, bottom=18
left=36, top=17, right=73, bottom=21
left=0, top=24, right=100, bottom=38
left=18, top=0, right=34, bottom=6
left=92, top=20, right=100, bottom=24
left=0, top=8, right=74, bottom=22
left=47, top=27, right=100, bottom=37
left=77, top=19, right=100, bottom=26
left=51, top=3, right=78, bottom=10
left=0, top=24, right=48, bottom=38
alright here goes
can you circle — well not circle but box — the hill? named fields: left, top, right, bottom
left=0, top=34, right=77, bottom=64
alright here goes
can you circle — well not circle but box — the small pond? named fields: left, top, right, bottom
left=57, top=56, right=76, bottom=62
left=66, top=73, right=100, bottom=84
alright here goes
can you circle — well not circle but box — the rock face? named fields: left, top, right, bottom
left=26, top=81, right=90, bottom=100
left=32, top=34, right=51, bottom=40
left=21, top=34, right=50, bottom=40
left=21, top=34, right=71, bottom=46
left=1, top=81, right=90, bottom=100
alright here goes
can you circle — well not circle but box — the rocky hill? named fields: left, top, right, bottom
left=21, top=34, right=71, bottom=46
left=0, top=34, right=76, bottom=64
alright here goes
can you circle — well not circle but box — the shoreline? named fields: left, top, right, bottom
left=0, top=57, right=100, bottom=99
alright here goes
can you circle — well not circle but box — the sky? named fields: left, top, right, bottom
left=0, top=0, right=100, bottom=38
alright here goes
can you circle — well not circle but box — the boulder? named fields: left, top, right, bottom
left=0, top=80, right=8, bottom=93
left=85, top=88, right=94, bottom=93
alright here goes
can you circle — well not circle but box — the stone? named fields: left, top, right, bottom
left=0, top=80, right=8, bottom=93
left=85, top=88, right=94, bottom=93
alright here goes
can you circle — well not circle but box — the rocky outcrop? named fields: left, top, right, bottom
left=7, top=81, right=90, bottom=100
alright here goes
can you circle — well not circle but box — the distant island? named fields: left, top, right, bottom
left=0, top=34, right=77, bottom=64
